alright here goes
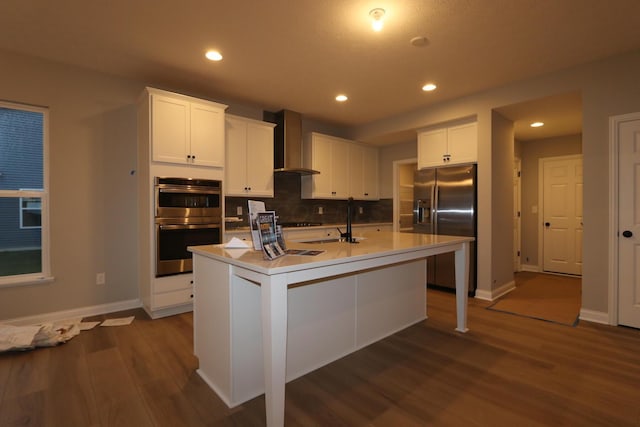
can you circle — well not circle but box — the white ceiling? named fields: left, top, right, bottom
left=1, top=0, right=639, bottom=142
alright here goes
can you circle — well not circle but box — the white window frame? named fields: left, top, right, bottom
left=19, top=190, right=43, bottom=229
left=0, top=100, right=53, bottom=287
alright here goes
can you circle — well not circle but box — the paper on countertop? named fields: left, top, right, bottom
left=100, top=316, right=135, bottom=327
left=225, top=237, right=250, bottom=248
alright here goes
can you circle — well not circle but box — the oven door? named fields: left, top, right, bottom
left=155, top=185, right=221, bottom=219
left=156, top=223, right=221, bottom=277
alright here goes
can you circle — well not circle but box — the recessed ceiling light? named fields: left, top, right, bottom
left=205, top=50, right=223, bottom=61
left=335, top=94, right=348, bottom=102
left=422, top=83, right=437, bottom=92
left=530, top=122, right=544, bottom=128
left=369, top=8, right=385, bottom=32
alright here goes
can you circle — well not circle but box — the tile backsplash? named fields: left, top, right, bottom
left=225, top=173, right=392, bottom=229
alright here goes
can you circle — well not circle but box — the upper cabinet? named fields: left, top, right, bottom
left=349, top=143, right=379, bottom=200
left=302, top=132, right=379, bottom=200
left=148, top=88, right=227, bottom=167
left=418, top=122, right=477, bottom=169
left=225, top=115, right=276, bottom=197
left=302, top=133, right=350, bottom=199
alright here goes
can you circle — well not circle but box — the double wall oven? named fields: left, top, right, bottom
left=155, top=177, right=222, bottom=276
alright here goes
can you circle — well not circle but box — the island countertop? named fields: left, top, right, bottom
left=189, top=231, right=473, bottom=276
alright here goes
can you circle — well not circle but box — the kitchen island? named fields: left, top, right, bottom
left=189, top=231, right=472, bottom=427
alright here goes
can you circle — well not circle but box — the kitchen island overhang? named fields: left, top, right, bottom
left=189, top=231, right=473, bottom=427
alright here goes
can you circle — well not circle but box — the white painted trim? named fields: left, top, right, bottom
left=474, top=280, right=515, bottom=301
left=579, top=308, right=609, bottom=325
left=537, top=154, right=583, bottom=274
left=145, top=303, right=193, bottom=319
left=608, top=112, right=640, bottom=326
left=521, top=264, right=541, bottom=272
left=2, top=298, right=142, bottom=326
left=392, top=158, right=417, bottom=232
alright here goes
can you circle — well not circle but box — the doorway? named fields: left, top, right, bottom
left=392, top=159, right=417, bottom=232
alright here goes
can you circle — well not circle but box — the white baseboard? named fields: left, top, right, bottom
left=474, top=280, right=516, bottom=302
left=520, top=264, right=541, bottom=272
left=579, top=308, right=610, bottom=325
left=3, top=298, right=142, bottom=326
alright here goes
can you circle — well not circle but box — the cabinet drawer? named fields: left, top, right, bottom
left=154, top=274, right=193, bottom=293
left=154, top=289, right=194, bottom=309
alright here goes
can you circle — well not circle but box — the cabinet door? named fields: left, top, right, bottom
left=225, top=117, right=249, bottom=195
left=361, top=145, right=379, bottom=200
left=190, top=102, right=225, bottom=167
left=349, top=144, right=364, bottom=199
left=151, top=95, right=190, bottom=164
left=417, top=128, right=448, bottom=169
left=245, top=122, right=274, bottom=197
left=309, top=135, right=334, bottom=198
left=331, top=139, right=350, bottom=198
left=447, top=122, right=477, bottom=165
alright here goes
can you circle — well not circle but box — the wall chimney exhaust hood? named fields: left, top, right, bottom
left=268, top=109, right=319, bottom=175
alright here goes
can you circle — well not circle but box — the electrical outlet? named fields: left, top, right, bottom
left=318, top=206, right=323, bottom=214
left=236, top=206, right=243, bottom=216
left=358, top=206, right=364, bottom=214
left=96, top=272, right=106, bottom=285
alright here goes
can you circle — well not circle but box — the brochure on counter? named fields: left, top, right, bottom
left=247, top=200, right=324, bottom=260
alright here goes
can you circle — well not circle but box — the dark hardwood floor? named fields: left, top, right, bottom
left=1, top=290, right=639, bottom=426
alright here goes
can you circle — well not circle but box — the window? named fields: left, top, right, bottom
left=0, top=101, right=51, bottom=286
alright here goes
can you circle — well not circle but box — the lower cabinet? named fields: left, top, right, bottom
left=147, top=274, right=194, bottom=318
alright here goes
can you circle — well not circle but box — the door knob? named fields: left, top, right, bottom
left=622, top=230, right=633, bottom=238
left=545, top=222, right=550, bottom=227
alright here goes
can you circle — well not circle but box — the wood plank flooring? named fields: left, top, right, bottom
left=1, top=290, right=639, bottom=426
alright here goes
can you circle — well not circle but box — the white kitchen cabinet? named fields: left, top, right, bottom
left=137, top=87, right=225, bottom=319
left=418, top=122, right=477, bottom=169
left=225, top=115, right=276, bottom=197
left=149, top=88, right=227, bottom=167
left=302, top=132, right=349, bottom=199
left=349, top=143, right=379, bottom=200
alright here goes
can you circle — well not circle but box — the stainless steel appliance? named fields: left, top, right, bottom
left=154, top=177, right=222, bottom=276
left=413, top=164, right=477, bottom=294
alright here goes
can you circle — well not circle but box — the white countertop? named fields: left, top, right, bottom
left=189, top=231, right=473, bottom=276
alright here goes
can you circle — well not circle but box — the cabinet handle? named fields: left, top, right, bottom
left=364, top=193, right=368, bottom=196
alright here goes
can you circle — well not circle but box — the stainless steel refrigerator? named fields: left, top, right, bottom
left=413, top=164, right=477, bottom=294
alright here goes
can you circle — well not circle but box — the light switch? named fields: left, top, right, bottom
left=531, top=205, right=538, bottom=214
left=237, top=206, right=243, bottom=216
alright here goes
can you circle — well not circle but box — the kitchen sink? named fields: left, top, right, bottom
left=298, top=237, right=364, bottom=244
left=299, top=238, right=342, bottom=244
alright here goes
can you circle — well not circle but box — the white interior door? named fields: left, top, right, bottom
left=542, top=156, right=583, bottom=275
left=618, top=118, right=640, bottom=328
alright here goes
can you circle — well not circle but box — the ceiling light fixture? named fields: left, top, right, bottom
left=205, top=50, right=223, bottom=61
left=530, top=121, right=544, bottom=128
left=369, top=8, right=385, bottom=32
left=422, top=83, right=437, bottom=92
left=335, top=94, right=348, bottom=102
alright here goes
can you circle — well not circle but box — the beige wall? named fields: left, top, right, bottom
left=520, top=134, right=582, bottom=267
left=378, top=140, right=417, bottom=199
left=491, top=111, right=515, bottom=290
left=0, top=50, right=143, bottom=319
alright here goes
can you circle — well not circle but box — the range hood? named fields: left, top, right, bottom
left=268, top=109, right=319, bottom=175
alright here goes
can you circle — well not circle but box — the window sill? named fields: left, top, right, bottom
left=0, top=275, right=55, bottom=288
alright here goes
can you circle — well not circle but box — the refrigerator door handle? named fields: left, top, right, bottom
left=433, top=184, right=438, bottom=234
left=415, top=199, right=424, bottom=223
